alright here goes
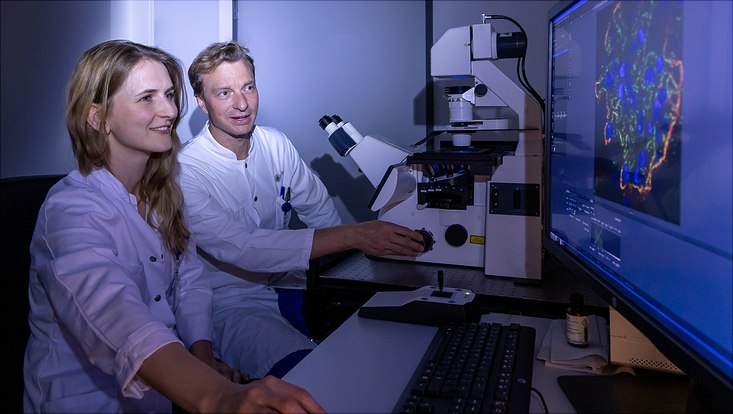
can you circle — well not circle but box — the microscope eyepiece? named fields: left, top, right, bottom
left=318, top=115, right=333, bottom=130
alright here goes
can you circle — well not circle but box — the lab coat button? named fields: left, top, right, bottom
left=154, top=295, right=161, bottom=302
left=149, top=256, right=157, bottom=262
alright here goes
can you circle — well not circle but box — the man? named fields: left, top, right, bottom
left=178, top=42, right=424, bottom=378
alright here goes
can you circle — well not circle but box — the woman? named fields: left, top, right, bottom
left=23, top=39, right=324, bottom=413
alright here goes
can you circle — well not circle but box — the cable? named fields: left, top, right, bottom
left=532, top=386, right=550, bottom=414
left=516, top=57, right=530, bottom=91
left=483, top=14, right=546, bottom=127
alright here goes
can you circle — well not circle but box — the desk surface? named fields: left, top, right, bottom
left=284, top=311, right=584, bottom=413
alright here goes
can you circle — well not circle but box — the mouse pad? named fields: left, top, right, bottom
left=558, top=373, right=691, bottom=413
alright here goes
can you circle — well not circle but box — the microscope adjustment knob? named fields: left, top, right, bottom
left=444, top=224, right=468, bottom=247
left=416, top=229, right=434, bottom=252
left=475, top=83, right=488, bottom=97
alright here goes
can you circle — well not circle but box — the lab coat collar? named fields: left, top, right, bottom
left=73, top=168, right=155, bottom=224
left=195, top=121, right=259, bottom=161
left=72, top=168, right=139, bottom=207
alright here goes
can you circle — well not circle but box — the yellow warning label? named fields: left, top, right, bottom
left=470, top=235, right=486, bottom=245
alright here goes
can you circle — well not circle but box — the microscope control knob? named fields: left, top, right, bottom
left=416, top=229, right=434, bottom=252
left=445, top=224, right=468, bottom=247
left=475, top=83, right=488, bottom=97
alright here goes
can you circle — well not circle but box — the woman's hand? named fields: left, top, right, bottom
left=222, top=376, right=326, bottom=413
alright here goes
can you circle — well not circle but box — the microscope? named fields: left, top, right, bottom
left=320, top=15, right=544, bottom=280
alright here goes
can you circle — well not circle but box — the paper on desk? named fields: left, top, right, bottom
left=537, top=315, right=609, bottom=374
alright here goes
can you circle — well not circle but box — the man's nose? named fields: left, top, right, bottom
left=233, top=92, right=249, bottom=111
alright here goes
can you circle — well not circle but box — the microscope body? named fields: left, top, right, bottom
left=320, top=18, right=543, bottom=280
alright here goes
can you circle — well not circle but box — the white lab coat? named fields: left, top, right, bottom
left=178, top=123, right=341, bottom=376
left=23, top=169, right=213, bottom=413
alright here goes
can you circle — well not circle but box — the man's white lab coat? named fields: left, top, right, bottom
left=178, top=124, right=341, bottom=376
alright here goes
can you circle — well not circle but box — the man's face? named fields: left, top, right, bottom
left=196, top=60, right=259, bottom=141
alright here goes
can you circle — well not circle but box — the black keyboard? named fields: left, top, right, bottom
left=394, top=321, right=536, bottom=413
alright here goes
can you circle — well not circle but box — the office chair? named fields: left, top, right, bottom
left=0, top=174, right=64, bottom=412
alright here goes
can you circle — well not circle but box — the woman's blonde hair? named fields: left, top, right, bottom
left=66, top=39, right=190, bottom=254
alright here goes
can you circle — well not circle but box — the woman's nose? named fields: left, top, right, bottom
left=160, top=98, right=177, bottom=118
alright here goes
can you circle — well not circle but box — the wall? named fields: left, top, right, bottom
left=1, top=1, right=110, bottom=178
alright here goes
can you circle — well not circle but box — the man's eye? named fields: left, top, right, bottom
left=218, top=90, right=230, bottom=97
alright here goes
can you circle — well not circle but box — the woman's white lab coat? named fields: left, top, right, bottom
left=23, top=168, right=213, bottom=413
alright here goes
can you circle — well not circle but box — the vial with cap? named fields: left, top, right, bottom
left=566, top=293, right=589, bottom=347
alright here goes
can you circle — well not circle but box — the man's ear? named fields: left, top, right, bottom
left=87, top=103, right=103, bottom=132
left=195, top=96, right=209, bottom=115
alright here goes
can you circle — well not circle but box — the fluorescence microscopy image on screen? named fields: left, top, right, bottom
left=593, top=1, right=683, bottom=224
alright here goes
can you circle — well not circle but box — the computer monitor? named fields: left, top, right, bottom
left=544, top=0, right=732, bottom=411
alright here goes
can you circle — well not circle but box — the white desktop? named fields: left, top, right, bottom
left=284, top=311, right=579, bottom=413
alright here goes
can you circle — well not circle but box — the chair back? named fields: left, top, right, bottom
left=0, top=174, right=65, bottom=411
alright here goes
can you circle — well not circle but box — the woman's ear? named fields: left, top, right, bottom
left=87, top=103, right=102, bottom=132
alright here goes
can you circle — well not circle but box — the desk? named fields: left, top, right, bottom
left=284, top=311, right=584, bottom=413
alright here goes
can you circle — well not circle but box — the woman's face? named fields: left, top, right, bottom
left=105, top=59, right=178, bottom=164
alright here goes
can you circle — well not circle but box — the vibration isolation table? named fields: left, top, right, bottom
left=305, top=252, right=608, bottom=339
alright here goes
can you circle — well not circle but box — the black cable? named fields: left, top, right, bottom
left=516, top=57, right=530, bottom=91
left=519, top=52, right=546, bottom=132
left=521, top=53, right=546, bottom=117
left=532, top=386, right=550, bottom=414
left=483, top=14, right=546, bottom=121
left=515, top=57, right=544, bottom=131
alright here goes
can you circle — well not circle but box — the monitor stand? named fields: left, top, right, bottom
left=558, top=372, right=691, bottom=413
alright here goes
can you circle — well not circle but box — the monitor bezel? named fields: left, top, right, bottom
left=542, top=0, right=733, bottom=410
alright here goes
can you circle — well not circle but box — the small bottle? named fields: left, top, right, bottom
left=566, top=293, right=589, bottom=347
